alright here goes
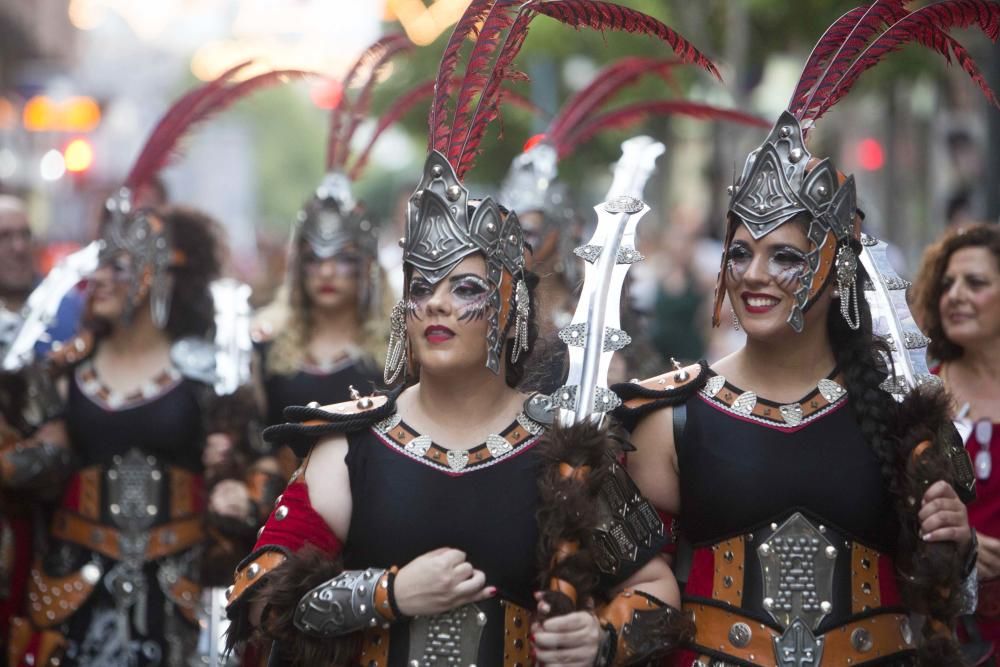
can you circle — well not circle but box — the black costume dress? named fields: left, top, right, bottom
left=32, top=358, right=210, bottom=667
left=615, top=365, right=921, bottom=667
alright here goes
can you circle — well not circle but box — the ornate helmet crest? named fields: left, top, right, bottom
left=101, top=62, right=308, bottom=328
left=715, top=0, right=1000, bottom=332
left=391, top=0, right=723, bottom=381
left=295, top=35, right=432, bottom=262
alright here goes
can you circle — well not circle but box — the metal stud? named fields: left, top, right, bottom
left=789, top=148, right=804, bottom=163
left=275, top=505, right=289, bottom=520
left=431, top=164, right=443, bottom=177
left=851, top=627, right=873, bottom=652
left=446, top=184, right=462, bottom=201
left=729, top=622, right=752, bottom=648
left=780, top=126, right=792, bottom=138
left=247, top=563, right=260, bottom=579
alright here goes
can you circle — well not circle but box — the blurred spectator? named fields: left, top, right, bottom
left=0, top=196, right=34, bottom=312
left=912, top=222, right=1000, bottom=655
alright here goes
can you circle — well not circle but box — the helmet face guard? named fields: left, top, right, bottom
left=402, top=151, right=528, bottom=374
left=713, top=112, right=857, bottom=333
left=100, top=189, right=176, bottom=329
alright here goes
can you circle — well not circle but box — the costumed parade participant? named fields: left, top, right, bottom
left=224, top=1, right=727, bottom=665
left=2, top=64, right=302, bottom=667
left=612, top=2, right=999, bottom=665
left=253, top=34, right=434, bottom=482
left=499, top=57, right=767, bottom=391
left=913, top=222, right=1000, bottom=662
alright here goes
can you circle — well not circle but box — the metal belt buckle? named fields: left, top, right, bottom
left=757, top=512, right=837, bottom=630
left=407, top=603, right=487, bottom=667
left=773, top=619, right=824, bottom=667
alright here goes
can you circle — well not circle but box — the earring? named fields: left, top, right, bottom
left=732, top=311, right=740, bottom=331
left=384, top=300, right=408, bottom=384
left=510, top=280, right=530, bottom=363
left=835, top=245, right=861, bottom=330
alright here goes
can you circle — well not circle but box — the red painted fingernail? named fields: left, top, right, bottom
left=489, top=587, right=498, bottom=597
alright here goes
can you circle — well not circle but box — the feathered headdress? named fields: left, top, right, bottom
left=716, top=0, right=1000, bottom=332
left=103, top=62, right=310, bottom=328
left=391, top=0, right=722, bottom=381
left=501, top=55, right=769, bottom=220
left=296, top=35, right=432, bottom=262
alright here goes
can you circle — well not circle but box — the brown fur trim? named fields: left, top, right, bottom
left=535, top=420, right=616, bottom=616
left=892, top=385, right=965, bottom=665
left=225, top=546, right=359, bottom=666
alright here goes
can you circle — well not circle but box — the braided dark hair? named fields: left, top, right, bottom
left=830, top=240, right=964, bottom=665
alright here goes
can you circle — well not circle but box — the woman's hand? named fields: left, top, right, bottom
left=919, top=481, right=972, bottom=554
left=393, top=548, right=495, bottom=616
left=531, top=593, right=602, bottom=667
left=209, top=479, right=251, bottom=520
left=203, top=432, right=235, bottom=468
left=977, top=532, right=1000, bottom=580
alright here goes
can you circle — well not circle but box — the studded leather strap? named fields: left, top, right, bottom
left=685, top=602, right=915, bottom=666
left=712, top=536, right=745, bottom=606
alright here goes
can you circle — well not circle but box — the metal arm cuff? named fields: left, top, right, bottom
left=293, top=568, right=395, bottom=637
left=0, top=440, right=72, bottom=489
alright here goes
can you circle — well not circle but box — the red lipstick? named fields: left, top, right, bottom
left=424, top=325, right=455, bottom=344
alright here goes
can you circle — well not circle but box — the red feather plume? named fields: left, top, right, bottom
left=348, top=80, right=435, bottom=180
left=328, top=34, right=413, bottom=171
left=445, top=0, right=722, bottom=179
left=124, top=63, right=306, bottom=193
left=547, top=57, right=683, bottom=152
left=430, top=0, right=498, bottom=154
left=795, top=0, right=910, bottom=120
left=446, top=0, right=524, bottom=169
left=558, top=100, right=770, bottom=159
left=123, top=61, right=253, bottom=191
left=809, top=0, right=1000, bottom=125
left=788, top=5, right=884, bottom=114
left=529, top=0, right=721, bottom=80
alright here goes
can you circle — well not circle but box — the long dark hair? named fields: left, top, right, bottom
left=830, top=238, right=964, bottom=663
left=160, top=205, right=222, bottom=341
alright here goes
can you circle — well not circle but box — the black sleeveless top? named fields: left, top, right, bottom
left=66, top=360, right=206, bottom=472
left=259, top=342, right=381, bottom=427
left=342, top=411, right=545, bottom=667
left=677, top=371, right=895, bottom=552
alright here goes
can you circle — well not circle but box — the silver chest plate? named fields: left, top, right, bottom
left=757, top=512, right=836, bottom=630
left=407, top=603, right=487, bottom=667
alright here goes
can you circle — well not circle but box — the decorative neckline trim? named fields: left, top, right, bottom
left=699, top=370, right=847, bottom=429
left=76, top=360, right=182, bottom=411
left=372, top=411, right=545, bottom=474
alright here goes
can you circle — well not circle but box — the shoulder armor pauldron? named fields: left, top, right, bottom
left=611, top=360, right=708, bottom=430
left=263, top=388, right=400, bottom=458
left=170, top=336, right=218, bottom=385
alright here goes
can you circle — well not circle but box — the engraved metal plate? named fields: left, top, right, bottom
left=485, top=434, right=512, bottom=458
left=107, top=449, right=160, bottom=533
left=732, top=391, right=757, bottom=415
left=407, top=603, right=486, bottom=667
left=558, top=324, right=632, bottom=352
left=757, top=513, right=836, bottom=630
left=779, top=403, right=803, bottom=426
left=374, top=413, right=402, bottom=434
left=405, top=435, right=432, bottom=457
left=516, top=412, right=544, bottom=436
left=446, top=450, right=469, bottom=472
left=772, top=618, right=824, bottom=667
left=604, top=195, right=644, bottom=214
left=817, top=379, right=846, bottom=404
left=703, top=375, right=726, bottom=398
